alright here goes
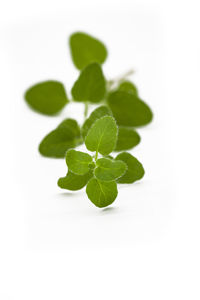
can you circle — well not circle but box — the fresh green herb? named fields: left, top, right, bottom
left=39, top=119, right=82, bottom=158
left=85, top=116, right=118, bottom=156
left=24, top=31, right=152, bottom=208
left=71, top=62, right=106, bottom=103
left=116, top=152, right=145, bottom=183
left=25, top=80, right=68, bottom=115
left=69, top=32, right=108, bottom=70
left=115, top=127, right=141, bottom=151
left=107, top=91, right=153, bottom=127
left=58, top=116, right=144, bottom=208
left=118, top=80, right=138, bottom=96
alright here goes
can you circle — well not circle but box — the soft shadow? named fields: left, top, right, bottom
left=57, top=192, right=82, bottom=198
left=100, top=206, right=119, bottom=215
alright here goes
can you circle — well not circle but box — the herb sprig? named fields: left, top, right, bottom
left=24, top=31, right=152, bottom=208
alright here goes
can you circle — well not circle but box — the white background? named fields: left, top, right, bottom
left=0, top=0, right=200, bottom=299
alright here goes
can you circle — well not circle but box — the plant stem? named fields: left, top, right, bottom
left=112, top=69, right=134, bottom=83
left=84, top=102, right=89, bottom=119
left=95, top=150, right=98, bottom=161
left=107, top=68, right=135, bottom=91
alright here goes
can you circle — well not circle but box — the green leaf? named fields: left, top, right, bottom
left=69, top=32, right=107, bottom=70
left=86, top=178, right=118, bottom=208
left=25, top=80, right=68, bottom=115
left=39, top=119, right=82, bottom=158
left=81, top=106, right=112, bottom=139
left=115, top=152, right=145, bottom=183
left=66, top=149, right=93, bottom=175
left=85, top=116, right=118, bottom=155
left=118, top=80, right=138, bottom=96
left=71, top=63, right=106, bottom=103
left=115, top=127, right=141, bottom=151
left=94, top=158, right=127, bottom=181
left=107, top=91, right=153, bottom=127
left=57, top=170, right=93, bottom=191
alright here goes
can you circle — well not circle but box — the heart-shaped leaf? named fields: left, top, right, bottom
left=25, top=80, right=68, bottom=115
left=95, top=158, right=127, bottom=181
left=86, top=178, right=118, bottom=208
left=115, top=127, right=141, bottom=151
left=39, top=119, right=82, bottom=158
left=66, top=149, right=93, bottom=175
left=115, top=152, right=145, bottom=183
left=85, top=116, right=118, bottom=155
left=71, top=63, right=106, bottom=103
left=58, top=170, right=93, bottom=191
left=118, top=80, right=138, bottom=96
left=107, top=91, right=153, bottom=127
left=69, top=32, right=107, bottom=70
left=81, top=105, right=112, bottom=139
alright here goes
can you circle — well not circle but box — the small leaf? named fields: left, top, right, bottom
left=69, top=32, right=107, bottom=70
left=71, top=63, right=106, bottom=103
left=115, top=152, right=145, bottom=183
left=25, top=80, right=68, bottom=115
left=86, top=178, right=118, bottom=208
left=81, top=105, right=112, bottom=139
left=39, top=119, right=82, bottom=158
left=107, top=91, right=153, bottom=127
left=85, top=116, right=118, bottom=155
left=115, top=127, right=141, bottom=151
left=118, top=80, right=138, bottom=96
left=66, top=149, right=93, bottom=175
left=57, top=170, right=93, bottom=191
left=95, top=158, right=127, bottom=181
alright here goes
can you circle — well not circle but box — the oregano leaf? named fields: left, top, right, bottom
left=85, top=116, right=118, bottom=155
left=86, top=177, right=118, bottom=208
left=57, top=170, right=93, bottom=191
left=66, top=149, right=93, bottom=175
left=107, top=91, right=153, bottom=127
left=94, top=158, right=127, bottom=181
left=71, top=63, right=106, bottom=103
left=115, top=152, right=145, bottom=183
left=81, top=105, right=112, bottom=139
left=69, top=32, right=107, bottom=70
left=25, top=80, right=68, bottom=115
left=39, top=119, right=82, bottom=158
left=118, top=80, right=138, bottom=96
left=115, top=127, right=141, bottom=151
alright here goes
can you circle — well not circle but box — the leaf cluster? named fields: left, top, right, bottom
left=24, top=31, right=151, bottom=208
left=58, top=113, right=144, bottom=207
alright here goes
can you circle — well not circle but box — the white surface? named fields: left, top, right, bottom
left=0, top=0, right=200, bottom=299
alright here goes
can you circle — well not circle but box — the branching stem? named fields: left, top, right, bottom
left=107, top=68, right=135, bottom=91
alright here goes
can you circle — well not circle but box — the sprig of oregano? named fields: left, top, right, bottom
left=24, top=31, right=151, bottom=208
left=58, top=114, right=144, bottom=208
left=24, top=31, right=153, bottom=158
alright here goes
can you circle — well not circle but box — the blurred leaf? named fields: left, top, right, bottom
left=85, top=116, right=118, bottom=155
left=25, top=80, right=68, bottom=115
left=115, top=127, right=140, bottom=151
left=118, top=80, right=138, bottom=96
left=81, top=105, right=112, bottom=139
left=66, top=149, right=93, bottom=175
left=107, top=91, right=153, bottom=127
left=116, top=152, right=145, bottom=183
left=69, top=32, right=107, bottom=70
left=95, top=158, right=127, bottom=181
left=39, top=119, right=82, bottom=158
left=86, top=178, right=118, bottom=208
left=71, top=63, right=106, bottom=103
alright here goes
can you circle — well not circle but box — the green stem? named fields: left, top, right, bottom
left=95, top=151, right=98, bottom=161
left=84, top=102, right=89, bottom=119
left=107, top=68, right=134, bottom=92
